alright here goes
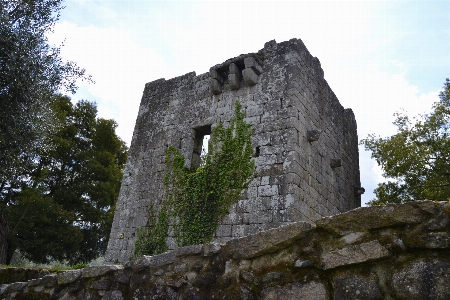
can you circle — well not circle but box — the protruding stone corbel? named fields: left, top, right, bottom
left=330, top=159, right=342, bottom=168
left=210, top=69, right=224, bottom=95
left=354, top=187, right=365, bottom=196
left=228, top=63, right=242, bottom=90
left=307, top=130, right=322, bottom=142
left=244, top=57, right=263, bottom=75
left=243, top=57, right=262, bottom=86
left=243, top=69, right=258, bottom=86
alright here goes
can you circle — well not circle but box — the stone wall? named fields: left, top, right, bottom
left=106, top=38, right=362, bottom=263
left=2, top=201, right=450, bottom=299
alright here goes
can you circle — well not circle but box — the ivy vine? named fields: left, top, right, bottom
left=133, top=205, right=168, bottom=257
left=134, top=101, right=255, bottom=257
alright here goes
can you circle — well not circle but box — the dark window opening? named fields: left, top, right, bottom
left=192, top=125, right=212, bottom=168
left=255, top=146, right=260, bottom=157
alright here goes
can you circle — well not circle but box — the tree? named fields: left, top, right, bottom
left=0, top=95, right=127, bottom=264
left=0, top=0, right=90, bottom=189
left=0, top=0, right=91, bottom=265
left=361, top=79, right=450, bottom=205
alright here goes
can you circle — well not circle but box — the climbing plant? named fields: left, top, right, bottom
left=134, top=101, right=255, bottom=257
left=133, top=205, right=168, bottom=257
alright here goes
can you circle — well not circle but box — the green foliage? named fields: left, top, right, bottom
left=71, top=263, right=88, bottom=269
left=134, top=101, right=255, bottom=256
left=0, top=1, right=91, bottom=264
left=1, top=95, right=128, bottom=264
left=361, top=79, right=450, bottom=205
left=0, top=0, right=91, bottom=185
left=133, top=206, right=168, bottom=258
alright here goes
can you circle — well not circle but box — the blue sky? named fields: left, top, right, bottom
left=48, top=0, right=450, bottom=205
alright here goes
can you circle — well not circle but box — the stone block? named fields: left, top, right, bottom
left=228, top=73, right=240, bottom=90
left=246, top=103, right=263, bottom=116
left=203, top=242, right=222, bottom=256
left=256, top=155, right=277, bottom=167
left=243, top=68, right=259, bottom=86
left=243, top=213, right=257, bottom=225
left=307, top=129, right=322, bottom=142
left=253, top=132, right=271, bottom=146
left=245, top=197, right=265, bottom=211
left=232, top=225, right=246, bottom=238
left=226, top=221, right=312, bottom=259
left=332, top=272, right=382, bottom=300
left=57, top=270, right=82, bottom=285
left=244, top=57, right=263, bottom=75
left=209, top=78, right=222, bottom=95
left=247, top=187, right=258, bottom=199
left=330, top=159, right=342, bottom=168
left=124, top=251, right=178, bottom=273
left=392, top=258, right=450, bottom=300
left=243, top=115, right=260, bottom=125
left=260, top=176, right=270, bottom=185
left=221, top=212, right=243, bottom=225
left=228, top=62, right=242, bottom=76
left=215, top=225, right=232, bottom=237
left=258, top=185, right=279, bottom=197
left=404, top=232, right=450, bottom=249
left=256, top=210, right=274, bottom=223
left=210, top=69, right=224, bottom=84
left=277, top=107, right=298, bottom=119
left=102, top=290, right=125, bottom=300
left=91, top=279, right=110, bottom=290
left=262, top=281, right=328, bottom=300
left=321, top=240, right=391, bottom=270
left=295, top=259, right=312, bottom=268
left=316, top=201, right=436, bottom=235
left=82, top=265, right=123, bottom=278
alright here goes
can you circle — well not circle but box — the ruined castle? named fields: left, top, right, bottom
left=105, top=38, right=363, bottom=263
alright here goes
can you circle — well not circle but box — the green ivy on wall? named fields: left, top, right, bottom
left=134, top=101, right=255, bottom=257
left=133, top=205, right=169, bottom=257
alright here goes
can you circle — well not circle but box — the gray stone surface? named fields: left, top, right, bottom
left=321, top=240, right=391, bottom=270
left=102, top=290, right=124, bottom=300
left=57, top=270, right=82, bottom=285
left=262, top=281, right=328, bottom=300
left=2, top=201, right=450, bottom=299
left=226, top=221, right=312, bottom=259
left=332, top=272, right=383, bottom=300
left=316, top=200, right=435, bottom=235
left=105, top=38, right=362, bottom=263
left=391, top=258, right=450, bottom=300
left=82, top=265, right=123, bottom=278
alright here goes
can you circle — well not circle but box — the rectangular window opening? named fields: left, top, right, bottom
left=192, top=125, right=212, bottom=168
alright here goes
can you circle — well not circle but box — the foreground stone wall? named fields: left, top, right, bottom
left=106, top=38, right=362, bottom=263
left=2, top=200, right=450, bottom=299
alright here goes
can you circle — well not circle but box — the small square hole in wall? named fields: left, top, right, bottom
left=192, top=125, right=211, bottom=168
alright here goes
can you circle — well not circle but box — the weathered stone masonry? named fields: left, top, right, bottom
left=2, top=201, right=450, bottom=299
left=105, top=38, right=362, bottom=263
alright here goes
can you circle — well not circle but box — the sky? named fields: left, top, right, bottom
left=47, top=0, right=450, bottom=205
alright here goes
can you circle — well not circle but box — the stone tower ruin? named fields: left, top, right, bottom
left=105, top=38, right=363, bottom=263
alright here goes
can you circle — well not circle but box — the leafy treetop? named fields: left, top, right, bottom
left=1, top=95, right=127, bottom=264
left=361, top=79, right=450, bottom=205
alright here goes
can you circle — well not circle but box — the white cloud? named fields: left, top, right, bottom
left=347, top=66, right=440, bottom=205
left=48, top=21, right=176, bottom=145
left=153, top=1, right=372, bottom=77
